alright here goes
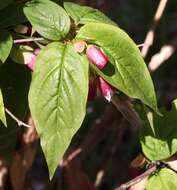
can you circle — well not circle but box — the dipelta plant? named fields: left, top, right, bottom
left=1, top=1, right=177, bottom=189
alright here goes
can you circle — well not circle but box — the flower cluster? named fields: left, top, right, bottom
left=74, top=40, right=114, bottom=101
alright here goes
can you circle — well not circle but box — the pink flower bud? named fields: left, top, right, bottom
left=34, top=48, right=41, bottom=55
left=98, top=77, right=113, bottom=101
left=88, top=78, right=97, bottom=101
left=23, top=52, right=36, bottom=71
left=23, top=49, right=40, bottom=71
left=74, top=40, right=87, bottom=53
left=86, top=45, right=108, bottom=69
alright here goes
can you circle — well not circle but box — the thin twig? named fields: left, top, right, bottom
left=5, top=108, right=31, bottom=128
left=161, top=161, right=177, bottom=174
left=141, top=0, right=168, bottom=57
left=148, top=35, right=177, bottom=72
left=137, top=43, right=145, bottom=48
left=14, top=37, right=45, bottom=44
left=111, top=94, right=141, bottom=128
left=114, top=165, right=156, bottom=190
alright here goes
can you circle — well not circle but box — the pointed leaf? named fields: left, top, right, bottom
left=147, top=168, right=177, bottom=190
left=0, top=89, right=6, bottom=126
left=64, top=2, right=117, bottom=26
left=23, top=0, right=70, bottom=40
left=29, top=42, right=89, bottom=178
left=140, top=99, right=177, bottom=161
left=76, top=23, right=158, bottom=112
left=0, top=30, right=13, bottom=63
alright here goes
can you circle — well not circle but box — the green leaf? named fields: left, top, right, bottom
left=140, top=99, right=177, bottom=161
left=147, top=168, right=177, bottom=190
left=76, top=23, right=158, bottom=112
left=0, top=30, right=13, bottom=63
left=64, top=2, right=117, bottom=26
left=23, top=0, right=71, bottom=40
left=0, top=3, right=27, bottom=28
left=0, top=0, right=13, bottom=11
left=29, top=42, right=89, bottom=178
left=0, top=89, right=6, bottom=126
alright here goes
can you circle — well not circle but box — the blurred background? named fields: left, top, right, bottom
left=1, top=0, right=177, bottom=190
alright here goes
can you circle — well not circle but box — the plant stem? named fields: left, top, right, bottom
left=141, top=0, right=168, bottom=57
left=114, top=165, right=156, bottom=190
left=14, top=37, right=45, bottom=44
left=5, top=108, right=31, bottom=128
left=137, top=43, right=145, bottom=48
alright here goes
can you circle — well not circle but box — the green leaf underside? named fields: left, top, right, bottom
left=147, top=168, right=177, bottom=190
left=64, top=2, right=117, bottom=26
left=0, top=30, right=13, bottom=63
left=29, top=42, right=89, bottom=179
left=76, top=23, right=158, bottom=112
left=23, top=0, right=70, bottom=40
left=0, top=90, right=6, bottom=126
left=0, top=0, right=13, bottom=11
left=0, top=3, right=27, bottom=28
left=140, top=99, right=177, bottom=161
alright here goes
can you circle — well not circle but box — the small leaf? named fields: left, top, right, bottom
left=29, top=42, right=89, bottom=178
left=76, top=23, right=158, bottom=112
left=147, top=168, right=177, bottom=190
left=0, top=30, right=13, bottom=63
left=0, top=2, right=27, bottom=28
left=0, top=89, right=6, bottom=126
left=64, top=2, right=117, bottom=26
left=24, top=0, right=70, bottom=40
left=140, top=99, right=177, bottom=161
left=0, top=0, right=13, bottom=11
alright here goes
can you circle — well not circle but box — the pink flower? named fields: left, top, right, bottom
left=98, top=77, right=113, bottom=101
left=74, top=40, right=87, bottom=53
left=86, top=45, right=108, bottom=69
left=34, top=48, right=40, bottom=55
left=23, top=52, right=36, bottom=71
left=23, top=49, right=40, bottom=71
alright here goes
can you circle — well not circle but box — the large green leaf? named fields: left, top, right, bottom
left=0, top=0, right=13, bottom=11
left=140, top=99, right=177, bottom=161
left=76, top=23, right=158, bottom=112
left=64, top=2, right=117, bottom=26
left=0, top=30, right=13, bottom=63
left=147, top=168, right=177, bottom=190
left=23, top=0, right=70, bottom=40
left=0, top=89, right=6, bottom=126
left=29, top=42, right=89, bottom=178
left=0, top=3, right=27, bottom=28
